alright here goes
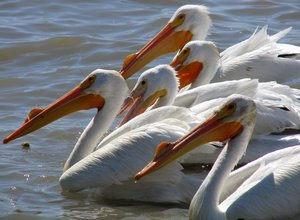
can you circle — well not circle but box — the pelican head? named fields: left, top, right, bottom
left=120, top=5, right=211, bottom=79
left=118, top=64, right=178, bottom=126
left=3, top=69, right=128, bottom=144
left=134, top=94, right=256, bottom=180
left=170, top=40, right=221, bottom=89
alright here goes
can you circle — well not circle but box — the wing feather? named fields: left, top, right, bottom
left=59, top=120, right=202, bottom=203
left=223, top=149, right=300, bottom=219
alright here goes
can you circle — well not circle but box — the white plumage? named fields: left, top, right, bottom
left=60, top=112, right=201, bottom=203
left=216, top=26, right=300, bottom=88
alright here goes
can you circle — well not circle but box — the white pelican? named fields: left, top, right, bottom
left=171, top=36, right=300, bottom=90
left=3, top=69, right=207, bottom=203
left=135, top=94, right=300, bottom=220
left=170, top=41, right=300, bottom=112
left=120, top=5, right=211, bottom=79
left=119, top=5, right=300, bottom=87
left=169, top=41, right=300, bottom=137
left=119, top=64, right=300, bottom=137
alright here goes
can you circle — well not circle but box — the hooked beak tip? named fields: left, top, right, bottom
left=3, top=138, right=9, bottom=144
left=133, top=173, right=142, bottom=181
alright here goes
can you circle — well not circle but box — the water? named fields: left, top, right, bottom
left=0, top=0, right=300, bottom=219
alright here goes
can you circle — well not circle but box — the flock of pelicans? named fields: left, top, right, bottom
left=4, top=5, right=300, bottom=220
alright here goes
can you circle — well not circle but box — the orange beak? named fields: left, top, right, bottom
left=120, top=22, right=193, bottom=79
left=118, top=89, right=166, bottom=127
left=134, top=113, right=243, bottom=180
left=3, top=84, right=104, bottom=144
left=118, top=95, right=143, bottom=127
left=170, top=59, right=203, bottom=89
left=117, top=96, right=135, bottom=116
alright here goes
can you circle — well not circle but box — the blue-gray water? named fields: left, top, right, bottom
left=1, top=0, right=300, bottom=219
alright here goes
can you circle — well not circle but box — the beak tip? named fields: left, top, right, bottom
left=133, top=172, right=142, bottom=181
left=3, top=138, right=9, bottom=144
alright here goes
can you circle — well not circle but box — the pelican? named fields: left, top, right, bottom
left=172, top=36, right=300, bottom=90
left=119, top=64, right=300, bottom=137
left=169, top=41, right=300, bottom=111
left=120, top=5, right=211, bottom=79
left=135, top=94, right=300, bottom=220
left=120, top=4, right=300, bottom=86
left=3, top=69, right=208, bottom=203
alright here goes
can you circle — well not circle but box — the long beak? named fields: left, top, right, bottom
left=134, top=113, right=243, bottom=180
left=170, top=59, right=203, bottom=89
left=117, top=96, right=135, bottom=116
left=118, top=95, right=143, bottom=127
left=3, top=86, right=104, bottom=144
left=118, top=89, right=166, bottom=127
left=120, top=23, right=193, bottom=79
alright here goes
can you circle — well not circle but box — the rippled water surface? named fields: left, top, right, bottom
left=1, top=0, right=300, bottom=219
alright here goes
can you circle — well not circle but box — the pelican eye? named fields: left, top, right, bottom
left=218, top=102, right=237, bottom=118
left=88, top=75, right=95, bottom=81
left=178, top=47, right=190, bottom=62
left=141, top=80, right=146, bottom=85
left=227, top=103, right=236, bottom=111
left=173, top=13, right=186, bottom=27
left=80, top=74, right=96, bottom=89
left=178, top=14, right=185, bottom=20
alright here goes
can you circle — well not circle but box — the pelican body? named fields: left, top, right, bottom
left=3, top=69, right=205, bottom=203
left=135, top=95, right=300, bottom=219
